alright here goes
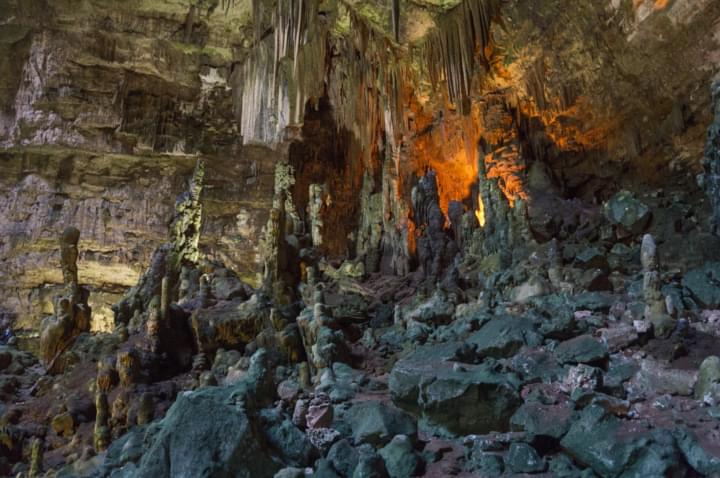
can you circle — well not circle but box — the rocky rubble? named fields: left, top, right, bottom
left=1, top=0, right=720, bottom=477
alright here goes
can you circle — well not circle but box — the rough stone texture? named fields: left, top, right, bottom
left=389, top=342, right=522, bottom=435
left=0, top=0, right=276, bottom=333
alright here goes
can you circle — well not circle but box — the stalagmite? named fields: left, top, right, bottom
left=641, top=234, right=675, bottom=337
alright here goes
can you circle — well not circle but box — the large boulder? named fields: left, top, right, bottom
left=101, top=350, right=280, bottom=478
left=682, top=262, right=720, bottom=308
left=603, top=190, right=651, bottom=236
left=553, top=334, right=608, bottom=366
left=467, top=316, right=543, bottom=359
left=389, top=343, right=521, bottom=435
left=345, top=401, right=417, bottom=447
left=560, top=405, right=684, bottom=478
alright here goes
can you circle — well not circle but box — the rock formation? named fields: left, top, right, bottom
left=38, top=227, right=91, bottom=373
left=1, top=0, right=720, bottom=477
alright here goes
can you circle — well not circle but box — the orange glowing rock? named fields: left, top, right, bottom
left=475, top=194, right=486, bottom=227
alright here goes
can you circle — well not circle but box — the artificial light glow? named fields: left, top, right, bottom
left=475, top=194, right=486, bottom=227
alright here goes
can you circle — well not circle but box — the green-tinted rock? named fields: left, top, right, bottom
left=673, top=428, right=720, bottom=476
left=352, top=445, right=389, bottom=478
left=467, top=317, right=542, bottom=359
left=117, top=349, right=279, bottom=477
left=506, top=442, right=546, bottom=474
left=390, top=343, right=521, bottom=434
left=510, top=401, right=572, bottom=440
left=549, top=454, right=595, bottom=478
left=560, top=405, right=684, bottom=478
left=510, top=349, right=566, bottom=383
left=682, top=262, right=720, bottom=308
left=378, top=435, right=422, bottom=478
left=575, top=247, right=610, bottom=272
left=389, top=343, right=521, bottom=435
left=554, top=335, right=608, bottom=365
left=313, top=458, right=342, bottom=478
left=465, top=452, right=504, bottom=476
left=346, top=402, right=417, bottom=447
left=261, top=409, right=315, bottom=467
left=603, top=190, right=651, bottom=235
left=694, top=355, right=720, bottom=401
left=327, top=439, right=359, bottom=477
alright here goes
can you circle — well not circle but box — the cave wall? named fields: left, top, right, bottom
left=1, top=0, right=720, bottom=331
left=0, top=0, right=277, bottom=332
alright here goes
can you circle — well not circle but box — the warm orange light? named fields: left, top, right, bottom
left=521, top=96, right=616, bottom=154
left=475, top=194, right=485, bottom=227
left=408, top=105, right=482, bottom=224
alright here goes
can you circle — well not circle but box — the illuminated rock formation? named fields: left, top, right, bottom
left=38, top=227, right=91, bottom=373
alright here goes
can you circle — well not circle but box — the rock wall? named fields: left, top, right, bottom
left=2, top=0, right=720, bottom=333
left=0, top=0, right=277, bottom=332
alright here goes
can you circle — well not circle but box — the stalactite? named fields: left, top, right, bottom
left=421, top=0, right=501, bottom=110
left=239, top=0, right=323, bottom=145
left=392, top=0, right=400, bottom=42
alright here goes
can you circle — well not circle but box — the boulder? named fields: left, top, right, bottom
left=509, top=401, right=573, bottom=440
left=467, top=317, right=542, bottom=359
left=261, top=409, right=316, bottom=467
left=694, top=355, right=720, bottom=402
left=352, top=444, right=389, bottom=478
left=345, top=401, right=417, bottom=447
left=673, top=428, right=720, bottom=476
left=512, top=276, right=550, bottom=303
left=682, top=262, right=720, bottom=308
left=603, top=190, right=651, bottom=236
left=108, top=350, right=280, bottom=478
left=327, top=439, right=359, bottom=477
left=632, top=359, right=696, bottom=397
left=378, top=435, right=423, bottom=478
left=506, top=443, right=546, bottom=474
left=553, top=335, right=608, bottom=366
left=389, top=343, right=521, bottom=435
left=575, top=247, right=610, bottom=272
left=560, top=405, right=684, bottom=478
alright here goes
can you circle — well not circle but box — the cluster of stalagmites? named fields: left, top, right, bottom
left=38, top=227, right=91, bottom=374
left=1, top=174, right=718, bottom=478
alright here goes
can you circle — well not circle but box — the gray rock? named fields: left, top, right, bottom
left=554, top=335, right=608, bottom=366
left=603, top=190, right=651, bottom=236
left=352, top=444, right=388, bottom=478
left=403, top=291, right=455, bottom=325
left=465, top=451, right=504, bottom=476
left=467, top=316, right=542, bottom=359
left=560, top=405, right=684, bottom=478
left=510, top=349, right=566, bottom=383
left=261, top=409, right=316, bottom=467
left=378, top=435, right=422, bottom=478
left=633, top=359, right=696, bottom=397
left=510, top=401, right=573, bottom=440
left=111, top=349, right=279, bottom=478
left=683, top=262, right=720, bottom=308
left=694, top=355, right=720, bottom=402
left=345, top=401, right=417, bottom=447
left=673, top=428, right=720, bottom=476
left=327, top=439, right=359, bottom=477
left=506, top=443, right=546, bottom=474
left=313, top=458, right=342, bottom=478
left=275, top=467, right=306, bottom=478
left=389, top=343, right=521, bottom=435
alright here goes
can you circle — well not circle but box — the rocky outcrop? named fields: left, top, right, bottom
left=38, top=226, right=91, bottom=373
